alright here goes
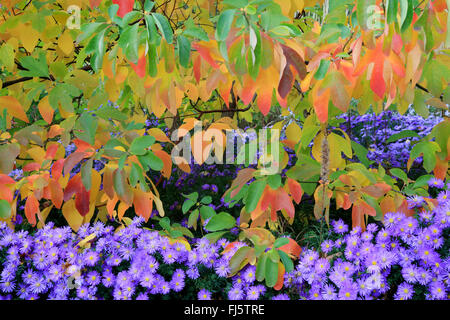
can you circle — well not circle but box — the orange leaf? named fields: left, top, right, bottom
left=287, top=178, right=303, bottom=204
left=0, top=96, right=29, bottom=123
left=133, top=188, right=153, bottom=222
left=38, top=96, right=54, bottom=124
left=279, top=238, right=302, bottom=258
left=153, top=149, right=172, bottom=179
left=25, top=194, right=39, bottom=226
left=273, top=262, right=285, bottom=291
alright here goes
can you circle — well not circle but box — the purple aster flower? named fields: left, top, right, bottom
left=320, top=240, right=334, bottom=253
left=332, top=219, right=348, bottom=234
left=228, top=285, right=244, bottom=300
left=272, top=293, right=290, bottom=300
left=338, top=281, right=358, bottom=300
left=428, top=178, right=444, bottom=189
left=198, top=289, right=212, bottom=300
left=429, top=282, right=446, bottom=300
left=246, top=286, right=261, bottom=300
left=242, top=266, right=256, bottom=283
left=394, top=282, right=414, bottom=300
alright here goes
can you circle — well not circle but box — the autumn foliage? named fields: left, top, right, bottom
left=0, top=0, right=449, bottom=289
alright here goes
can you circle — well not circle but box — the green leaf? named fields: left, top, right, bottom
left=81, top=158, right=93, bottom=191
left=274, top=237, right=289, bottom=248
left=264, top=258, right=278, bottom=287
left=182, top=192, right=198, bottom=202
left=390, top=168, right=409, bottom=185
left=159, top=216, right=171, bottom=230
left=229, top=246, right=251, bottom=276
left=386, top=130, right=421, bottom=143
left=356, top=0, right=376, bottom=30
left=386, top=0, right=398, bottom=24
left=182, top=199, right=195, bottom=214
left=200, top=196, right=212, bottom=205
left=205, top=211, right=236, bottom=231
left=144, top=0, right=155, bottom=12
left=267, top=175, right=281, bottom=189
left=96, top=106, right=128, bottom=121
left=183, top=19, right=209, bottom=41
left=278, top=250, right=294, bottom=273
left=314, top=59, right=330, bottom=80
left=188, top=208, right=199, bottom=228
left=351, top=141, right=373, bottom=167
left=152, top=13, right=173, bottom=44
left=200, top=206, right=216, bottom=220
left=245, top=179, right=266, bottom=213
left=119, top=24, right=139, bottom=64
left=413, top=174, right=434, bottom=189
left=147, top=43, right=158, bottom=76
left=177, top=34, right=191, bottom=68
left=0, top=200, right=11, bottom=219
left=409, top=141, right=440, bottom=172
left=129, top=135, right=156, bottom=155
left=18, top=51, right=49, bottom=78
left=204, top=231, right=228, bottom=243
left=76, top=113, right=98, bottom=145
left=399, top=0, right=413, bottom=32
left=144, top=15, right=159, bottom=45
left=255, top=252, right=267, bottom=282
left=215, top=9, right=236, bottom=42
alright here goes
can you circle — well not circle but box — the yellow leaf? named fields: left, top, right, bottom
left=27, top=146, right=46, bottom=163
left=76, top=232, right=97, bottom=248
left=62, top=199, right=83, bottom=232
left=286, top=121, right=302, bottom=144
left=19, top=25, right=39, bottom=53
left=105, top=78, right=121, bottom=102
left=153, top=195, right=165, bottom=217
left=57, top=30, right=74, bottom=56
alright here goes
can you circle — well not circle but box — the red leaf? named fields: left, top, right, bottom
left=278, top=64, right=294, bottom=99
left=75, top=185, right=91, bottom=216
left=45, top=144, right=59, bottom=160
left=281, top=44, right=307, bottom=79
left=90, top=0, right=102, bottom=8
left=51, top=159, right=64, bottom=181
left=112, top=0, right=134, bottom=18
left=63, top=152, right=86, bottom=176
left=64, top=174, right=82, bottom=201
left=49, top=179, right=63, bottom=209
left=192, top=43, right=219, bottom=69
left=130, top=53, right=147, bottom=78
left=23, top=163, right=41, bottom=172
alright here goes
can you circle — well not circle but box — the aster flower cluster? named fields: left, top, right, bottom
left=0, top=217, right=242, bottom=300
left=280, top=196, right=450, bottom=300
left=337, top=110, right=443, bottom=167
left=0, top=195, right=449, bottom=300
